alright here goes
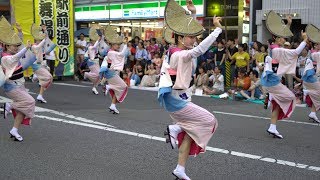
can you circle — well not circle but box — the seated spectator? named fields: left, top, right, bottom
left=239, top=70, right=264, bottom=100
left=140, top=63, right=158, bottom=87
left=135, top=42, right=148, bottom=66
left=131, top=63, right=144, bottom=86
left=147, top=38, right=159, bottom=60
left=194, top=66, right=209, bottom=90
left=152, top=52, right=162, bottom=74
left=127, top=42, right=136, bottom=68
left=125, top=66, right=132, bottom=80
left=123, top=72, right=130, bottom=86
left=203, top=66, right=224, bottom=95
left=203, top=58, right=215, bottom=72
left=228, top=69, right=251, bottom=97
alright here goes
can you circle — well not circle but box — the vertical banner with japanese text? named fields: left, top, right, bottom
left=36, top=0, right=74, bottom=76
left=11, top=0, right=74, bottom=76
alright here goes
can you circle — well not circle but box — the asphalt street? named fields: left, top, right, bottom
left=0, top=81, right=319, bottom=180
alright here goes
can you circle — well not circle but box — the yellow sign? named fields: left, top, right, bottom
left=10, top=0, right=75, bottom=76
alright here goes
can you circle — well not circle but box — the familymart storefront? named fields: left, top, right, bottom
left=75, top=0, right=204, bottom=40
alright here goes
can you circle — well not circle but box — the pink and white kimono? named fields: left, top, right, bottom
left=100, top=45, right=128, bottom=103
left=84, top=40, right=101, bottom=86
left=264, top=42, right=307, bottom=120
left=1, top=47, right=36, bottom=125
left=158, top=27, right=222, bottom=156
left=31, top=38, right=53, bottom=89
left=303, top=52, right=320, bottom=111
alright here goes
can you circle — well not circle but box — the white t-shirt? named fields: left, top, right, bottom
left=209, top=74, right=224, bottom=91
left=45, top=50, right=55, bottom=60
left=76, top=40, right=87, bottom=55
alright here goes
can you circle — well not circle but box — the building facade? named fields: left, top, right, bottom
left=256, top=0, right=320, bottom=43
left=75, top=0, right=205, bottom=40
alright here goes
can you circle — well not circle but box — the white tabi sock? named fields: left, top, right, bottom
left=170, top=124, right=182, bottom=134
left=175, top=164, right=185, bottom=173
left=10, top=127, right=18, bottom=135
left=309, top=112, right=316, bottom=116
left=269, top=124, right=276, bottom=131
left=110, top=103, right=116, bottom=109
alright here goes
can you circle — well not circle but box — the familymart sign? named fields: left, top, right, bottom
left=75, top=0, right=204, bottom=21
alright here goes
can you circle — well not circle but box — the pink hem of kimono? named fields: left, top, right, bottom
left=12, top=109, right=31, bottom=125
left=109, top=86, right=128, bottom=103
left=272, top=100, right=293, bottom=120
left=177, top=124, right=217, bottom=156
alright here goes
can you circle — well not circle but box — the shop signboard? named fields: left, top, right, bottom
left=75, top=0, right=204, bottom=21
left=206, top=0, right=238, bottom=17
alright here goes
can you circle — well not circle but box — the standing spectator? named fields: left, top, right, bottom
left=144, top=40, right=150, bottom=50
left=127, top=41, right=136, bottom=68
left=255, top=44, right=268, bottom=74
left=159, top=37, right=169, bottom=57
left=133, top=36, right=140, bottom=48
left=297, top=48, right=309, bottom=77
left=45, top=36, right=57, bottom=76
left=226, top=39, right=238, bottom=80
left=251, top=41, right=262, bottom=67
left=135, top=42, right=148, bottom=66
left=214, top=41, right=226, bottom=77
left=75, top=33, right=87, bottom=81
left=203, top=66, right=224, bottom=95
left=228, top=43, right=250, bottom=75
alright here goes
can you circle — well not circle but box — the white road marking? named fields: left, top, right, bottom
left=33, top=114, right=320, bottom=173
left=35, top=106, right=115, bottom=128
left=212, top=111, right=320, bottom=127
left=53, top=82, right=90, bottom=88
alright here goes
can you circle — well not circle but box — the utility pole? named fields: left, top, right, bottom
left=224, top=0, right=228, bottom=41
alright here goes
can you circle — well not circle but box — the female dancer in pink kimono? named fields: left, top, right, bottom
left=262, top=31, right=308, bottom=139
left=303, top=51, right=320, bottom=123
left=100, top=28, right=128, bottom=114
left=84, top=37, right=102, bottom=95
left=31, top=25, right=54, bottom=103
left=159, top=1, right=221, bottom=179
left=0, top=19, right=37, bottom=141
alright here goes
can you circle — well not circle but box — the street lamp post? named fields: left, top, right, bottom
left=224, top=0, right=228, bottom=41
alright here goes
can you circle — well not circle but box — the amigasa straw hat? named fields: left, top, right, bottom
left=164, top=0, right=204, bottom=36
left=104, top=25, right=123, bottom=44
left=31, top=23, right=46, bottom=41
left=0, top=16, right=22, bottom=45
left=266, top=10, right=293, bottom=38
left=163, top=26, right=175, bottom=44
left=306, top=24, right=320, bottom=44
left=89, top=24, right=101, bottom=42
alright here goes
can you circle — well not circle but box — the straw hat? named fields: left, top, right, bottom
left=0, top=16, right=22, bottom=45
left=89, top=24, right=100, bottom=41
left=104, top=25, right=122, bottom=44
left=163, top=26, right=175, bottom=44
left=165, top=0, right=204, bottom=36
left=31, top=23, right=46, bottom=41
left=306, top=24, right=320, bottom=44
left=266, top=11, right=293, bottom=38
